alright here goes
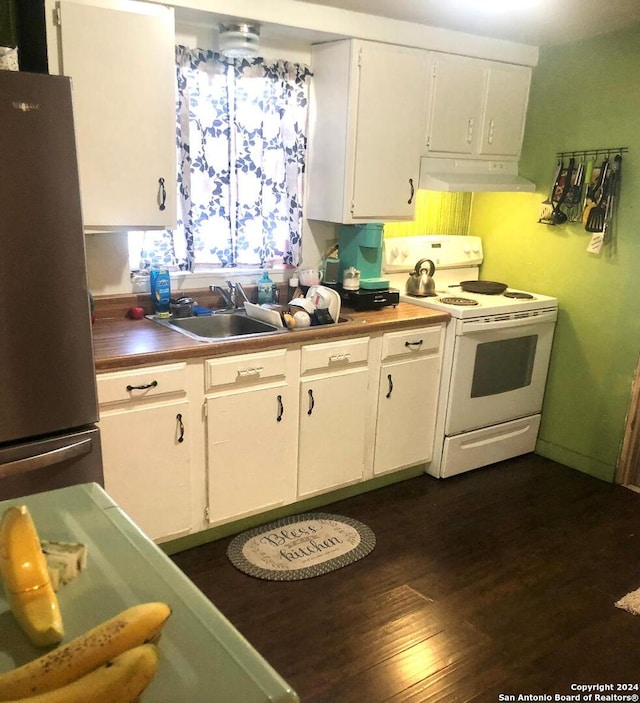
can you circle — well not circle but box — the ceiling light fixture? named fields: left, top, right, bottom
left=218, top=23, right=260, bottom=58
left=453, top=0, right=539, bottom=14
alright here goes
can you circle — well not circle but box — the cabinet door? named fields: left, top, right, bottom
left=206, top=384, right=297, bottom=524
left=298, top=369, right=368, bottom=497
left=100, top=399, right=191, bottom=541
left=58, top=0, right=176, bottom=229
left=478, top=64, right=531, bottom=158
left=350, top=42, right=428, bottom=220
left=374, top=356, right=440, bottom=475
left=426, top=53, right=486, bottom=156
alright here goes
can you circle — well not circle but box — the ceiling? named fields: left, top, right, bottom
left=294, top=0, right=640, bottom=47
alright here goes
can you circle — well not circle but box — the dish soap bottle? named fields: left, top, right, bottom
left=150, top=268, right=171, bottom=318
left=257, top=270, right=276, bottom=305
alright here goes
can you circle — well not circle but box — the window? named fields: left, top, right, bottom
left=130, top=46, right=312, bottom=272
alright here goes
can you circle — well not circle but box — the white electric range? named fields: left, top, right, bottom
left=382, top=235, right=558, bottom=478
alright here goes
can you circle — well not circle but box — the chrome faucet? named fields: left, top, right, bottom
left=210, top=283, right=234, bottom=310
left=231, top=281, right=250, bottom=306
left=209, top=280, right=251, bottom=310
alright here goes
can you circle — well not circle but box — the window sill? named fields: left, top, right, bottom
left=130, top=268, right=291, bottom=294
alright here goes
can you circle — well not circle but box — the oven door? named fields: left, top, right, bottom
left=445, top=312, right=556, bottom=436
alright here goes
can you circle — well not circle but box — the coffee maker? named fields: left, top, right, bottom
left=338, top=224, right=399, bottom=310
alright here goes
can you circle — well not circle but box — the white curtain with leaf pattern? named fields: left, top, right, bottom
left=137, top=46, right=312, bottom=271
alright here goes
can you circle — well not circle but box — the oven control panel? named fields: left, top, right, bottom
left=382, top=235, right=483, bottom=273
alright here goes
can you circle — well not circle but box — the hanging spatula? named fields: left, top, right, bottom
left=602, top=154, right=622, bottom=243
left=585, top=158, right=610, bottom=232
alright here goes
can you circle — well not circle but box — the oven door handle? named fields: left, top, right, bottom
left=458, top=310, right=557, bottom=334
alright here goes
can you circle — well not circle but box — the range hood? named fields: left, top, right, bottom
left=418, top=157, right=536, bottom=193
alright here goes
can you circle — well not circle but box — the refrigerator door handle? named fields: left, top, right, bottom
left=0, top=439, right=93, bottom=480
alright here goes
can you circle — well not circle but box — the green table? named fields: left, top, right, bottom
left=0, top=483, right=298, bottom=702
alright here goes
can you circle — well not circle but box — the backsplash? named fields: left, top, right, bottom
left=384, top=191, right=472, bottom=238
left=91, top=283, right=287, bottom=321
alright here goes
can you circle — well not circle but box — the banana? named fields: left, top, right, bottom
left=0, top=506, right=63, bottom=647
left=7, top=643, right=159, bottom=703
left=0, top=601, right=171, bottom=700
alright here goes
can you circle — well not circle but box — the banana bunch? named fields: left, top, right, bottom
left=4, top=644, right=159, bottom=703
left=0, top=505, right=172, bottom=701
left=0, top=601, right=171, bottom=701
left=0, top=506, right=63, bottom=647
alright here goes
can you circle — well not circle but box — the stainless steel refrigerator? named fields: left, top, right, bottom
left=0, top=70, right=103, bottom=499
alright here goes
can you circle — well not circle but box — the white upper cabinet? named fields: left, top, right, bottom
left=306, top=39, right=429, bottom=224
left=56, top=0, right=176, bottom=229
left=479, top=62, right=531, bottom=158
left=425, top=54, right=485, bottom=157
left=425, top=52, right=531, bottom=160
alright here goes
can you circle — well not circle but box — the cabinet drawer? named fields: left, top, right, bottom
left=381, top=325, right=442, bottom=361
left=205, top=349, right=287, bottom=391
left=97, top=362, right=187, bottom=405
left=301, top=337, right=369, bottom=375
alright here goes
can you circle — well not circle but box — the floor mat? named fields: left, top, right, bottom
left=227, top=512, right=375, bottom=581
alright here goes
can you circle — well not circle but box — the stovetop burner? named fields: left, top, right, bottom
left=383, top=235, right=557, bottom=319
left=438, top=296, right=479, bottom=306
left=504, top=291, right=535, bottom=299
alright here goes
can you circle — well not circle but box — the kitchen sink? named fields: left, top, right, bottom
left=149, top=311, right=286, bottom=342
left=150, top=310, right=356, bottom=342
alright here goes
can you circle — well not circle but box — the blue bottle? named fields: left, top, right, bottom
left=257, top=270, right=276, bottom=304
left=150, top=268, right=171, bottom=318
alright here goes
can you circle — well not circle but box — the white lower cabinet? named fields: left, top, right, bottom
left=204, top=349, right=299, bottom=525
left=298, top=338, right=370, bottom=497
left=96, top=323, right=445, bottom=537
left=373, top=326, right=444, bottom=476
left=97, top=363, right=192, bottom=542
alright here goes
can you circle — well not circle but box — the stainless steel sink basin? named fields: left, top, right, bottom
left=150, top=312, right=285, bottom=342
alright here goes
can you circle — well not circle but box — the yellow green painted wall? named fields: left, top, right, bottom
left=384, top=191, right=472, bottom=237
left=469, top=25, right=640, bottom=482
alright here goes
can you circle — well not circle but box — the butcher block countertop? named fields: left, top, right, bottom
left=91, top=299, right=449, bottom=372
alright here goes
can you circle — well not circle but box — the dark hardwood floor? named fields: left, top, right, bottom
left=171, top=455, right=640, bottom=702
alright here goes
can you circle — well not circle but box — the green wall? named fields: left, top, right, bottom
left=469, top=26, right=640, bottom=482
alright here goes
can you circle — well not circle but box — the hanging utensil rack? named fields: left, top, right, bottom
left=539, top=148, right=628, bottom=245
left=555, top=147, right=628, bottom=159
